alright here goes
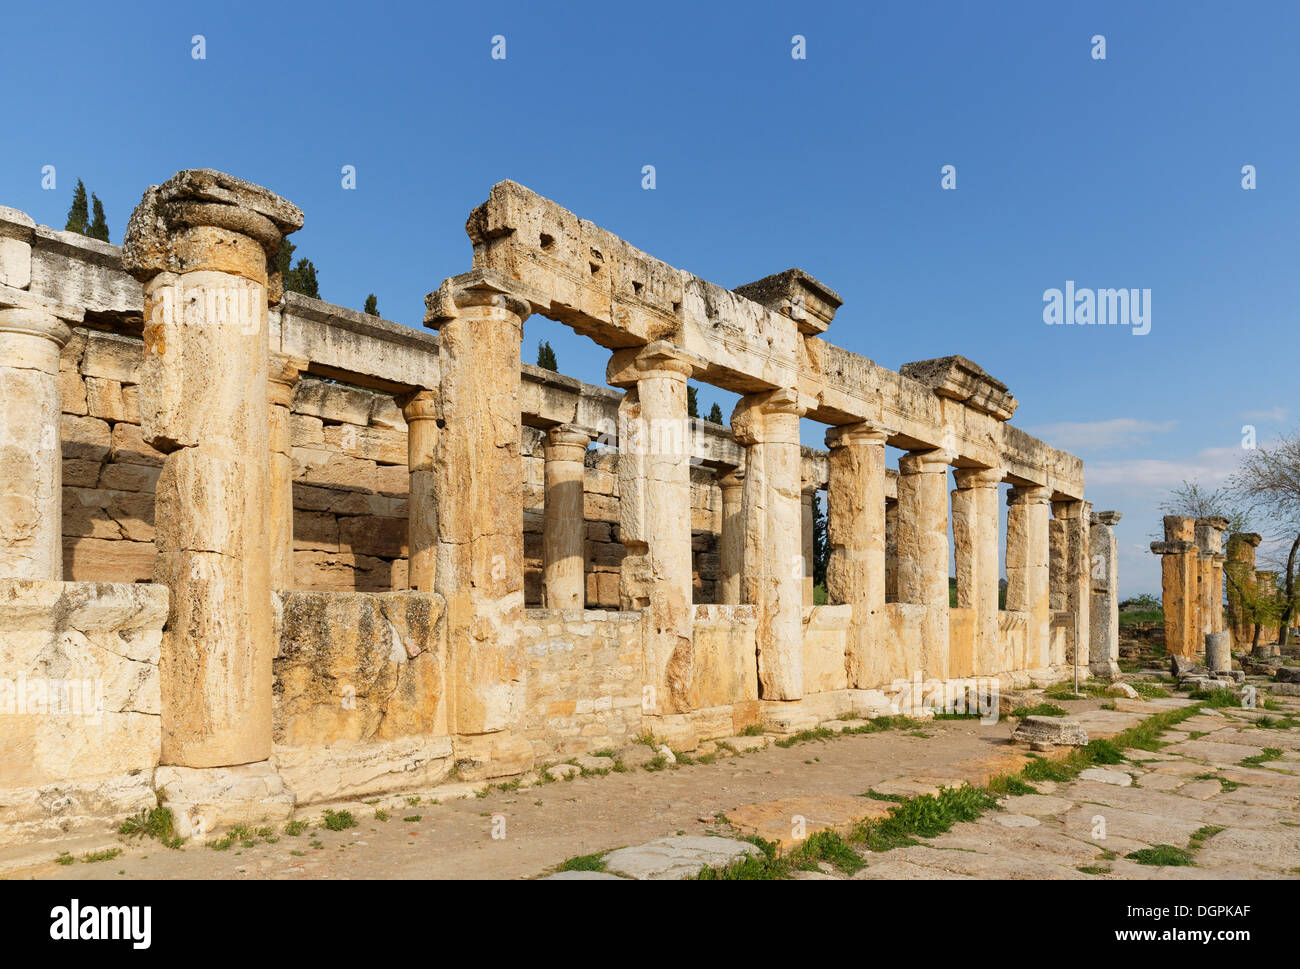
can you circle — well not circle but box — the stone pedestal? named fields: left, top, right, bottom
left=732, top=387, right=809, bottom=701
left=952, top=467, right=1002, bottom=678
left=1007, top=485, right=1052, bottom=673
left=897, top=449, right=953, bottom=680
left=542, top=424, right=591, bottom=609
left=826, top=423, right=893, bottom=689
left=1088, top=510, right=1122, bottom=679
left=268, top=354, right=306, bottom=591
left=0, top=305, right=73, bottom=579
left=608, top=340, right=702, bottom=714
left=122, top=169, right=303, bottom=775
left=716, top=467, right=744, bottom=606
left=401, top=390, right=439, bottom=592
left=425, top=273, right=532, bottom=774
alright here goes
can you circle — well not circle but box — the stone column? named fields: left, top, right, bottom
left=1006, top=485, right=1052, bottom=673
left=608, top=341, right=702, bottom=714
left=732, top=387, right=808, bottom=701
left=0, top=301, right=73, bottom=579
left=1051, top=499, right=1092, bottom=676
left=825, top=422, right=894, bottom=688
left=885, top=498, right=899, bottom=601
left=542, top=423, right=590, bottom=609
left=1151, top=515, right=1198, bottom=660
left=425, top=272, right=532, bottom=777
left=268, top=354, right=306, bottom=591
left=1088, top=510, right=1122, bottom=679
left=801, top=480, right=817, bottom=607
left=401, top=389, right=439, bottom=592
left=716, top=466, right=744, bottom=605
left=1195, top=516, right=1229, bottom=635
left=1225, top=532, right=1262, bottom=652
left=896, top=449, right=953, bottom=681
left=122, top=170, right=301, bottom=789
left=952, top=468, right=1002, bottom=679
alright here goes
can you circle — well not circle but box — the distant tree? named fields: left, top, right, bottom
left=536, top=340, right=558, bottom=371
left=276, top=239, right=296, bottom=280
left=812, top=495, right=829, bottom=588
left=706, top=402, right=724, bottom=426
left=87, top=194, right=110, bottom=242
left=64, top=180, right=89, bottom=234
left=1159, top=481, right=1248, bottom=533
left=687, top=385, right=699, bottom=419
left=285, top=258, right=320, bottom=298
left=1228, top=431, right=1300, bottom=646
left=364, top=294, right=379, bottom=316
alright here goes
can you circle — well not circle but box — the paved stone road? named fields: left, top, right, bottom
left=11, top=685, right=1299, bottom=880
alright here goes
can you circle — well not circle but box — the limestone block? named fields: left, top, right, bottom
left=63, top=537, right=156, bottom=583
left=1012, top=716, right=1088, bottom=747
left=61, top=414, right=111, bottom=462
left=109, top=422, right=166, bottom=467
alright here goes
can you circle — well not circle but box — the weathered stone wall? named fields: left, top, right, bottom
left=271, top=589, right=451, bottom=804
left=520, top=608, right=644, bottom=759
left=0, top=578, right=168, bottom=848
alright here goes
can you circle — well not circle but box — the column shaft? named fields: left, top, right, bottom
left=716, top=467, right=744, bottom=605
left=952, top=468, right=1002, bottom=678
left=896, top=449, right=952, bottom=680
left=1089, top=510, right=1122, bottom=678
left=0, top=308, right=72, bottom=579
left=608, top=342, right=700, bottom=713
left=402, top=390, right=438, bottom=591
left=1006, top=485, right=1052, bottom=673
left=1051, top=499, right=1092, bottom=676
left=826, top=423, right=892, bottom=688
left=542, top=424, right=590, bottom=609
left=268, top=355, right=305, bottom=590
left=733, top=388, right=807, bottom=700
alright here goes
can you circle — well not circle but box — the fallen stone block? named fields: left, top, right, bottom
left=602, top=835, right=762, bottom=880
left=1011, top=716, right=1088, bottom=747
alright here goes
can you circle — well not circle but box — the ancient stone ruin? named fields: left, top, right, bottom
left=1150, top=515, right=1230, bottom=662
left=0, top=170, right=1120, bottom=847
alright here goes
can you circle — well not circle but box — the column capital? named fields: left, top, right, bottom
left=1091, top=510, right=1122, bottom=526
left=716, top=466, right=744, bottom=491
left=1162, top=514, right=1195, bottom=543
left=1151, top=540, right=1194, bottom=554
left=730, top=387, right=813, bottom=446
left=899, top=448, right=954, bottom=474
left=1007, top=483, right=1052, bottom=506
left=267, top=354, right=309, bottom=407
left=953, top=466, right=1004, bottom=490
left=825, top=420, right=896, bottom=449
left=400, top=388, right=440, bottom=423
left=0, top=305, right=72, bottom=348
left=543, top=422, right=593, bottom=457
left=1051, top=497, right=1092, bottom=520
left=424, top=269, right=532, bottom=331
left=1196, top=515, right=1231, bottom=531
left=606, top=340, right=705, bottom=387
left=122, top=169, right=304, bottom=292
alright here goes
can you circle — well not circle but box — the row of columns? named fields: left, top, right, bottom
left=1152, top=515, right=1228, bottom=659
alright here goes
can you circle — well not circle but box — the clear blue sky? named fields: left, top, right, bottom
left=4, top=0, right=1297, bottom=597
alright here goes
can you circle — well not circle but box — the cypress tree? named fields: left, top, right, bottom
left=65, top=180, right=89, bottom=234
left=536, top=340, right=558, bottom=371
left=88, top=194, right=110, bottom=242
left=286, top=258, right=320, bottom=298
left=812, top=496, right=829, bottom=588
left=706, top=402, right=724, bottom=425
left=364, top=294, right=379, bottom=316
left=687, top=385, right=699, bottom=419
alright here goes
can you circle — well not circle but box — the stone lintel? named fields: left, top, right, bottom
left=1151, top=541, right=1194, bottom=555
left=1091, top=510, right=1122, bottom=526
left=899, top=355, right=1018, bottom=422
left=732, top=268, right=843, bottom=336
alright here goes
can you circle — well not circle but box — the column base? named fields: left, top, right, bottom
left=153, top=761, right=294, bottom=841
left=452, top=732, right=534, bottom=781
left=0, top=772, right=158, bottom=852
left=1089, top=660, right=1122, bottom=681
